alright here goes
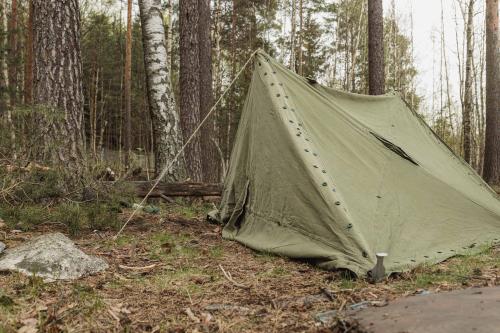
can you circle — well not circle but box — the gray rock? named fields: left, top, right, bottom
left=315, top=310, right=338, bottom=324
left=0, top=233, right=107, bottom=281
left=0, top=241, right=5, bottom=254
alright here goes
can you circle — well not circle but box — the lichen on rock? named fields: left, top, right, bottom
left=0, top=233, right=107, bottom=281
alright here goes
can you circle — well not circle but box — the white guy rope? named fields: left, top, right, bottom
left=114, top=49, right=260, bottom=239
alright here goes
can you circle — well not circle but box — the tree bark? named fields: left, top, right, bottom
left=138, top=0, right=186, bottom=181
left=33, top=0, right=85, bottom=170
left=462, top=0, right=474, bottom=163
left=0, top=0, right=9, bottom=116
left=198, top=0, right=219, bottom=182
left=165, top=0, right=173, bottom=72
left=131, top=181, right=222, bottom=197
left=298, top=0, right=303, bottom=76
left=368, top=0, right=385, bottom=95
left=7, top=0, right=16, bottom=158
left=179, top=0, right=203, bottom=182
left=290, top=0, right=296, bottom=70
left=23, top=0, right=33, bottom=105
left=483, top=0, right=500, bottom=187
left=7, top=0, right=17, bottom=106
left=124, top=0, right=132, bottom=168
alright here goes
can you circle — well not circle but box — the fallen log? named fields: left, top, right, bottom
left=129, top=181, right=223, bottom=197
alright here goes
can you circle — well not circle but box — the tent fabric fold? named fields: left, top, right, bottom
left=214, top=50, right=500, bottom=277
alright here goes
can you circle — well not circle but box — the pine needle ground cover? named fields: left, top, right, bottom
left=0, top=201, right=498, bottom=333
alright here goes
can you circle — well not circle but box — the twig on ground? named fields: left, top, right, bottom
left=218, top=264, right=251, bottom=290
left=118, top=264, right=157, bottom=271
left=338, top=299, right=347, bottom=312
left=184, top=308, right=200, bottom=323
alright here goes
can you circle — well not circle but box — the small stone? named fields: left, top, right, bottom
left=315, top=310, right=338, bottom=324
left=0, top=241, right=5, bottom=254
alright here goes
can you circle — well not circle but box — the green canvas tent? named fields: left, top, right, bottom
left=211, top=50, right=500, bottom=277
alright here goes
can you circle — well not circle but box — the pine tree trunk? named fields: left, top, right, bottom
left=224, top=0, right=237, bottom=166
left=298, top=0, right=303, bottom=76
left=483, top=0, right=500, bottom=187
left=124, top=0, right=132, bottom=168
left=0, top=0, right=9, bottom=116
left=138, top=0, right=186, bottom=181
left=290, top=0, right=296, bottom=70
left=8, top=0, right=17, bottom=106
left=179, top=0, right=203, bottom=182
left=33, top=0, right=85, bottom=170
left=23, top=0, right=33, bottom=105
left=462, top=0, right=474, bottom=164
left=368, top=0, right=385, bottom=95
left=198, top=0, right=219, bottom=182
left=7, top=0, right=16, bottom=158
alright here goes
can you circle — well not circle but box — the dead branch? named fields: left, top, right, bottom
left=218, top=264, right=250, bottom=290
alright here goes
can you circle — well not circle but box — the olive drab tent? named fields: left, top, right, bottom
left=210, top=50, right=500, bottom=277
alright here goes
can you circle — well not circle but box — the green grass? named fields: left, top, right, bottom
left=209, top=245, right=224, bottom=258
left=392, top=247, right=499, bottom=291
left=148, top=232, right=199, bottom=261
left=164, top=200, right=213, bottom=219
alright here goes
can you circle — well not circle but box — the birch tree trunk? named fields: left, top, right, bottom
left=33, top=0, right=85, bottom=170
left=198, top=0, right=219, bottom=182
left=138, top=0, right=186, bottom=181
left=368, top=0, right=385, bottom=95
left=179, top=0, right=203, bottom=182
left=483, top=0, right=500, bottom=187
left=462, top=0, right=474, bottom=164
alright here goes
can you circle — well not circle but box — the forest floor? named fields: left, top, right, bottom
left=0, top=201, right=499, bottom=333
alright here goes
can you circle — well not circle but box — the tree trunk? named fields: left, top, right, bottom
left=198, top=0, right=219, bottom=182
left=124, top=0, right=132, bottom=168
left=483, top=0, right=500, bottom=187
left=7, top=0, right=16, bottom=158
left=33, top=0, right=85, bottom=170
left=462, top=0, right=474, bottom=164
left=290, top=0, right=296, bottom=70
left=8, top=0, right=17, bottom=106
left=368, top=0, right=385, bottom=95
left=165, top=0, right=173, bottom=72
left=179, top=0, right=203, bottom=182
left=0, top=0, right=9, bottom=117
left=224, top=0, right=237, bottom=166
left=138, top=0, right=186, bottom=181
left=298, top=0, right=303, bottom=76
left=131, top=181, right=222, bottom=197
left=23, top=0, right=33, bottom=104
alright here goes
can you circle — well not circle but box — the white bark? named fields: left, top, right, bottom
left=138, top=0, right=186, bottom=181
